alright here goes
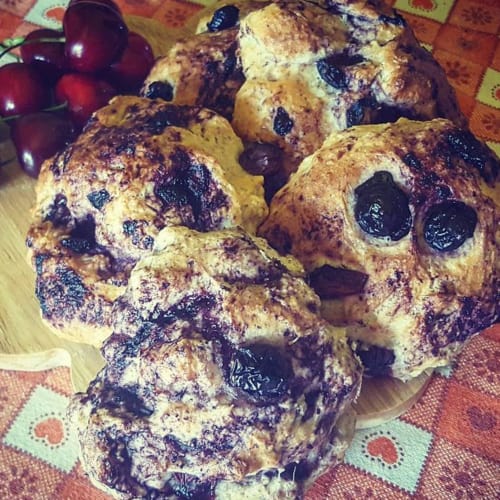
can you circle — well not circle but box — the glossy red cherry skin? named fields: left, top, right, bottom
left=55, top=73, right=117, bottom=128
left=106, top=32, right=155, bottom=93
left=11, top=112, right=76, bottom=178
left=20, top=29, right=66, bottom=83
left=63, top=0, right=128, bottom=73
left=67, top=0, right=122, bottom=15
left=0, top=63, right=51, bottom=118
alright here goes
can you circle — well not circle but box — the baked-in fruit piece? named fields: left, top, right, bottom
left=143, top=0, right=466, bottom=191
left=260, top=118, right=499, bottom=380
left=70, top=226, right=362, bottom=499
left=26, top=96, right=267, bottom=346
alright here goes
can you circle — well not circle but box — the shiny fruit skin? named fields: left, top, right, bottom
left=0, top=63, right=51, bottom=118
left=63, top=1, right=128, bottom=73
left=20, top=29, right=66, bottom=83
left=11, top=112, right=76, bottom=178
left=55, top=73, right=116, bottom=128
left=106, top=31, right=155, bottom=93
left=67, top=0, right=122, bottom=16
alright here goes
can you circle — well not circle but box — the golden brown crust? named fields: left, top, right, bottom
left=259, top=118, right=499, bottom=380
left=143, top=0, right=465, bottom=175
left=70, top=227, right=361, bottom=499
left=27, top=96, right=267, bottom=347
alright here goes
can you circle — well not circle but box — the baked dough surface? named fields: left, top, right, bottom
left=260, top=118, right=499, bottom=380
left=144, top=0, right=465, bottom=176
left=27, top=96, right=267, bottom=346
left=70, top=227, right=361, bottom=498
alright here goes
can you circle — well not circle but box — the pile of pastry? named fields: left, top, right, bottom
left=26, top=1, right=499, bottom=498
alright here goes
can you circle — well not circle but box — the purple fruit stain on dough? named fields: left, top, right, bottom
left=100, top=385, right=153, bottom=418
left=36, top=265, right=87, bottom=318
left=273, top=107, right=294, bottom=136
left=34, top=254, right=49, bottom=275
left=44, top=193, right=72, bottom=227
left=87, top=189, right=110, bottom=210
left=227, top=343, right=293, bottom=401
left=144, top=106, right=189, bottom=134
left=402, top=152, right=422, bottom=171
left=103, top=436, right=143, bottom=496
left=446, top=129, right=498, bottom=182
left=60, top=216, right=97, bottom=254
left=153, top=294, right=217, bottom=326
left=154, top=148, right=228, bottom=230
left=166, top=473, right=214, bottom=500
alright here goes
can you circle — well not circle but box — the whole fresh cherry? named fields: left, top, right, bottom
left=0, top=63, right=51, bottom=118
left=67, top=0, right=122, bottom=15
left=106, top=31, right=155, bottom=93
left=55, top=73, right=117, bottom=128
left=11, top=111, right=76, bottom=178
left=20, top=29, right=66, bottom=83
left=63, top=0, right=128, bottom=73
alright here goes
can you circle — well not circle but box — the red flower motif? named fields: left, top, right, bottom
left=161, top=8, right=196, bottom=28
left=460, top=6, right=493, bottom=26
left=3, top=0, right=20, bottom=8
left=0, top=465, right=38, bottom=500
left=471, top=346, right=500, bottom=384
left=343, top=485, right=377, bottom=499
left=443, top=60, right=471, bottom=86
left=438, top=458, right=489, bottom=498
left=409, top=19, right=429, bottom=37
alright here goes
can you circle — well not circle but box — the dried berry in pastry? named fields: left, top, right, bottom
left=260, top=118, right=499, bottom=380
left=70, top=226, right=361, bottom=499
left=143, top=0, right=466, bottom=185
left=26, top=96, right=267, bottom=346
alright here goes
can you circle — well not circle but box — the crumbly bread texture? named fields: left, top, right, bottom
left=26, top=96, right=267, bottom=346
left=260, top=118, right=499, bottom=380
left=143, top=0, right=466, bottom=179
left=70, top=227, right=362, bottom=499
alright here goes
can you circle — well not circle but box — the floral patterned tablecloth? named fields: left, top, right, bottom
left=0, top=0, right=499, bottom=498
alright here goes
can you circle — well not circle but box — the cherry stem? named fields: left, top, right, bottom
left=0, top=36, right=66, bottom=60
left=0, top=102, right=68, bottom=125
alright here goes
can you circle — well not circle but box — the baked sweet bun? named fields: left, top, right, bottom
left=143, top=0, right=466, bottom=189
left=70, top=226, right=362, bottom=499
left=259, top=118, right=499, bottom=380
left=26, top=96, right=267, bottom=347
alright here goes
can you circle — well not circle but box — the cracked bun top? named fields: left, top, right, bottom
left=70, top=226, right=361, bottom=499
left=143, top=0, right=465, bottom=190
left=26, top=96, right=267, bottom=346
left=259, top=118, right=499, bottom=380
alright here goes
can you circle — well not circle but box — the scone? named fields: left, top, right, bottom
left=70, top=226, right=362, bottom=499
left=143, top=0, right=466, bottom=196
left=260, top=118, right=499, bottom=380
left=26, top=96, right=267, bottom=346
